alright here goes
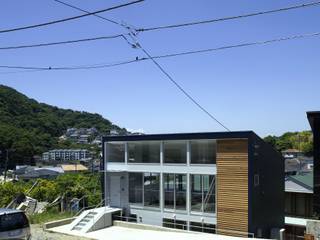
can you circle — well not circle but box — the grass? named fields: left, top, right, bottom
left=28, top=209, right=74, bottom=224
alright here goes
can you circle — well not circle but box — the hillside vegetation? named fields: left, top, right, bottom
left=264, top=131, right=313, bottom=156
left=0, top=85, right=126, bottom=167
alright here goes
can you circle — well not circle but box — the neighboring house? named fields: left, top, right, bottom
left=285, top=172, right=313, bottom=240
left=282, top=149, right=303, bottom=159
left=78, top=135, right=90, bottom=144
left=61, top=164, right=88, bottom=173
left=42, top=149, right=91, bottom=162
left=16, top=166, right=64, bottom=180
left=63, top=127, right=99, bottom=144
left=284, top=112, right=320, bottom=240
left=102, top=131, right=284, bottom=239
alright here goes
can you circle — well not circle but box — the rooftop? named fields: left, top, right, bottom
left=285, top=172, right=313, bottom=193
left=307, top=111, right=320, bottom=131
left=103, top=131, right=257, bottom=142
left=60, top=164, right=88, bottom=172
left=282, top=149, right=301, bottom=153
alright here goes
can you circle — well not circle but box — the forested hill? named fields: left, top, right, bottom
left=0, top=85, right=126, bottom=167
left=264, top=131, right=313, bottom=156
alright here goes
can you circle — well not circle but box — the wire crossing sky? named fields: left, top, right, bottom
left=1, top=31, right=319, bottom=71
left=0, top=0, right=319, bottom=136
left=0, top=0, right=143, bottom=34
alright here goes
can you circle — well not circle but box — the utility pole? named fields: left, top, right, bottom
left=4, top=149, right=9, bottom=183
left=3, top=149, right=15, bottom=183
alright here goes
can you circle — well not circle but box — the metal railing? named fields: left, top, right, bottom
left=112, top=215, right=255, bottom=238
left=74, top=197, right=108, bottom=217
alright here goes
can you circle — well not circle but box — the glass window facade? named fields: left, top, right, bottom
left=191, top=175, right=202, bottom=212
left=128, top=141, right=160, bottom=163
left=144, top=173, right=160, bottom=207
left=164, top=173, right=187, bottom=210
left=106, top=142, right=125, bottom=162
left=190, top=140, right=216, bottom=164
left=175, top=174, right=187, bottom=210
left=203, top=175, right=215, bottom=213
left=164, top=174, right=174, bottom=209
left=163, top=141, right=187, bottom=164
left=129, top=173, right=143, bottom=204
left=191, top=174, right=216, bottom=213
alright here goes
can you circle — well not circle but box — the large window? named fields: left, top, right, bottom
left=106, top=142, right=125, bottom=162
left=191, top=174, right=216, bottom=213
left=190, top=140, right=216, bottom=164
left=128, top=141, right=160, bottom=163
left=191, top=175, right=202, bottom=212
left=175, top=174, right=187, bottom=210
left=144, top=173, right=160, bottom=207
left=203, top=175, right=215, bottom=213
left=129, top=173, right=143, bottom=204
left=163, top=141, right=187, bottom=164
left=164, top=174, right=187, bottom=210
left=164, top=174, right=174, bottom=209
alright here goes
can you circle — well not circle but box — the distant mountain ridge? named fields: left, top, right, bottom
left=0, top=85, right=126, bottom=167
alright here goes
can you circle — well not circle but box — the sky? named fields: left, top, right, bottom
left=0, top=0, right=319, bottom=137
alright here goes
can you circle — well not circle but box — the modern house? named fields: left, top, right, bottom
left=102, top=131, right=284, bottom=238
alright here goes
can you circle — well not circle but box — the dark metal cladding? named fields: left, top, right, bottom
left=307, top=111, right=320, bottom=217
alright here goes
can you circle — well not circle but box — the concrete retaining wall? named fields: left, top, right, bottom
left=113, top=220, right=184, bottom=233
left=43, top=217, right=76, bottom=229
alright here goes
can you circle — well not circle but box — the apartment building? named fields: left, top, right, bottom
left=102, top=131, right=284, bottom=238
left=42, top=149, right=91, bottom=162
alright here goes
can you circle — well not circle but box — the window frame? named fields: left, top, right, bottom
left=163, top=140, right=187, bottom=165
left=190, top=139, right=217, bottom=165
left=163, top=173, right=187, bottom=211
left=128, top=141, right=161, bottom=164
left=106, top=141, right=126, bottom=163
left=190, top=174, right=216, bottom=214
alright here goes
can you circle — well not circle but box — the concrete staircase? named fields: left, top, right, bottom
left=71, top=211, right=98, bottom=231
left=69, top=206, right=121, bottom=233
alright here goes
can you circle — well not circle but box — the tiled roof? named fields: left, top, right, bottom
left=61, top=164, right=88, bottom=171
left=286, top=172, right=313, bottom=192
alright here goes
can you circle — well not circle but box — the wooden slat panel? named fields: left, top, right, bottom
left=216, top=139, right=248, bottom=237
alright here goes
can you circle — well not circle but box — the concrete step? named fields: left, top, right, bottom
left=72, top=226, right=82, bottom=231
left=76, top=223, right=87, bottom=226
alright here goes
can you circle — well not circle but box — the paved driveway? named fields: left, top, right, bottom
left=30, top=224, right=89, bottom=240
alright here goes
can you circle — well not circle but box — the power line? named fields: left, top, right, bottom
left=53, top=0, right=124, bottom=27
left=51, top=0, right=231, bottom=131
left=0, top=34, right=125, bottom=50
left=0, top=0, right=144, bottom=34
left=0, top=59, right=138, bottom=71
left=152, top=32, right=320, bottom=59
left=137, top=1, right=320, bottom=32
left=139, top=46, right=231, bottom=131
left=1, top=31, right=319, bottom=71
